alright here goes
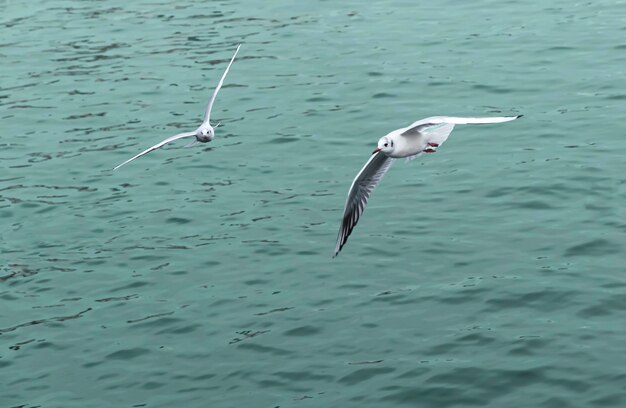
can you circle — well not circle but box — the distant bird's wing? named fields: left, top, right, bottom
left=114, top=131, right=196, bottom=170
left=202, top=44, right=241, bottom=125
left=334, top=151, right=394, bottom=257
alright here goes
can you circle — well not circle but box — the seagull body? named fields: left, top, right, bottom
left=333, top=115, right=522, bottom=257
left=114, top=44, right=241, bottom=170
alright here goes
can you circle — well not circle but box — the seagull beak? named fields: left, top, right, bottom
left=372, top=147, right=381, bottom=155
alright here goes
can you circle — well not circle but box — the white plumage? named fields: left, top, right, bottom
left=114, top=44, right=242, bottom=170
left=333, top=115, right=522, bottom=257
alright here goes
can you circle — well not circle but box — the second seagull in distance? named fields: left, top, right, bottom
left=114, top=44, right=242, bottom=170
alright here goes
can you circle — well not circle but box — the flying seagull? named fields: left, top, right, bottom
left=333, top=115, right=522, bottom=257
left=114, top=44, right=241, bottom=170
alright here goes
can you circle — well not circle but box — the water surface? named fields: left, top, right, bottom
left=2, top=0, right=626, bottom=407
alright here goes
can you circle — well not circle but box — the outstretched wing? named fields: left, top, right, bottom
left=403, top=115, right=521, bottom=134
left=202, top=44, right=241, bottom=125
left=400, top=115, right=522, bottom=147
left=114, top=131, right=196, bottom=170
left=334, top=151, right=394, bottom=257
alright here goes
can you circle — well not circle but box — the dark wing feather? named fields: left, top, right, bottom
left=333, top=152, right=394, bottom=257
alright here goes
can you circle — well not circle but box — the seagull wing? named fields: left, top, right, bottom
left=402, top=115, right=522, bottom=134
left=400, top=115, right=522, bottom=147
left=334, top=151, right=394, bottom=257
left=202, top=44, right=241, bottom=125
left=113, top=131, right=196, bottom=170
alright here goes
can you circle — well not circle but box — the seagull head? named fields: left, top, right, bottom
left=374, top=136, right=394, bottom=155
left=196, top=126, right=215, bottom=143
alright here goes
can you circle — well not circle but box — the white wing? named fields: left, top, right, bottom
left=113, top=131, right=196, bottom=170
left=401, top=115, right=522, bottom=148
left=403, top=115, right=521, bottom=133
left=334, top=151, right=394, bottom=257
left=432, top=115, right=521, bottom=125
left=202, top=44, right=241, bottom=125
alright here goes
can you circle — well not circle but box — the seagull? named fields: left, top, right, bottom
left=114, top=44, right=242, bottom=170
left=333, top=115, right=522, bottom=257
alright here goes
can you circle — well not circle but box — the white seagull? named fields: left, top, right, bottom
left=333, top=115, right=522, bottom=257
left=114, top=44, right=242, bottom=170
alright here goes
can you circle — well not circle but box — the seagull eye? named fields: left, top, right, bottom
left=384, top=143, right=388, bottom=147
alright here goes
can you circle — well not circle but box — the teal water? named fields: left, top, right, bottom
left=2, top=0, right=626, bottom=406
